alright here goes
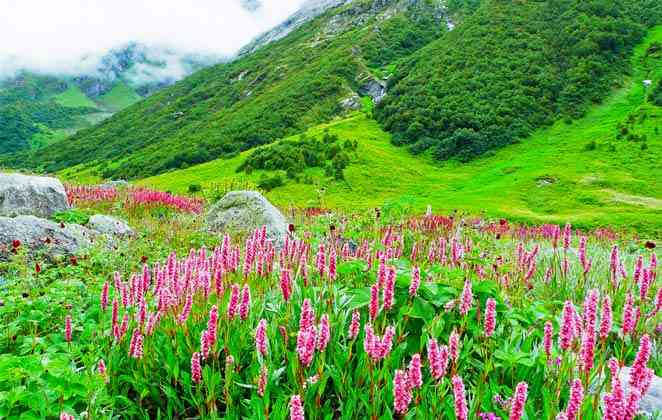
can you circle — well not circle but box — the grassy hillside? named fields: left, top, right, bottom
left=54, top=85, right=99, bottom=108
left=97, top=82, right=143, bottom=111
left=139, top=27, right=662, bottom=235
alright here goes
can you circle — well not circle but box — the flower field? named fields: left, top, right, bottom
left=0, top=201, right=659, bottom=419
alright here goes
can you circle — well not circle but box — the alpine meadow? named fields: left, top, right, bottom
left=0, top=1, right=661, bottom=420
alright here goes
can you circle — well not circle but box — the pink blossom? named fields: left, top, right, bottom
left=599, top=296, right=612, bottom=340
left=129, top=328, right=143, bottom=359
left=227, top=284, right=240, bottom=319
left=543, top=321, right=553, bottom=358
left=452, top=375, right=468, bottom=420
left=178, top=292, right=193, bottom=324
left=369, top=283, right=380, bottom=320
left=559, top=301, right=575, bottom=350
left=564, top=379, right=584, bottom=420
left=289, top=394, right=305, bottom=420
left=60, top=413, right=75, bottom=420
left=629, top=334, right=651, bottom=390
left=579, top=329, right=595, bottom=373
left=449, top=330, right=460, bottom=362
left=64, top=315, right=72, bottom=342
left=622, top=293, right=635, bottom=336
left=256, top=319, right=268, bottom=356
left=393, top=369, right=413, bottom=414
left=258, top=365, right=268, bottom=397
left=383, top=266, right=396, bottom=310
left=191, top=352, right=202, bottom=384
left=98, top=359, right=107, bottom=378
left=280, top=269, right=292, bottom=302
left=317, top=314, right=330, bottom=352
left=408, top=353, right=423, bottom=388
left=427, top=338, right=449, bottom=379
left=239, top=284, right=251, bottom=321
left=299, top=299, right=314, bottom=331
left=409, top=266, right=421, bottom=297
left=100, top=282, right=109, bottom=311
left=328, top=249, right=337, bottom=280
left=508, top=382, right=528, bottom=420
left=459, top=280, right=473, bottom=315
left=484, top=298, right=497, bottom=337
left=206, top=305, right=218, bottom=349
left=348, top=310, right=360, bottom=339
left=296, top=326, right=317, bottom=367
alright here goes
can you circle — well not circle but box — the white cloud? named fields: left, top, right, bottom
left=0, top=0, right=305, bottom=78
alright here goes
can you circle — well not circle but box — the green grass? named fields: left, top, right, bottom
left=97, top=82, right=142, bottom=111
left=140, top=27, right=662, bottom=236
left=53, top=85, right=99, bottom=109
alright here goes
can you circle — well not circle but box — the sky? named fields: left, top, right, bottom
left=0, top=0, right=305, bottom=77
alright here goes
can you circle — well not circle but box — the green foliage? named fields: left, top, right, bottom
left=649, top=79, right=662, bottom=105
left=376, top=0, right=661, bottom=162
left=53, top=209, right=91, bottom=225
left=257, top=173, right=284, bottom=191
left=188, top=183, right=202, bottom=193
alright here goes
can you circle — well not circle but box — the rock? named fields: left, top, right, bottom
left=206, top=191, right=288, bottom=247
left=102, top=180, right=129, bottom=188
left=0, top=216, right=95, bottom=260
left=358, top=79, right=387, bottom=103
left=0, top=173, right=69, bottom=218
left=88, top=215, right=134, bottom=237
left=340, top=94, right=361, bottom=110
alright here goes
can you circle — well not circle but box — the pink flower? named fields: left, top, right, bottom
left=227, top=284, right=240, bottom=319
left=408, top=353, right=423, bottom=388
left=60, top=413, right=75, bottom=420
left=316, top=244, right=326, bottom=278
left=255, top=319, right=268, bottom=356
left=582, top=289, right=599, bottom=333
left=383, top=266, right=396, bottom=311
left=289, top=394, right=305, bottom=420
left=207, top=305, right=218, bottom=348
left=129, top=328, right=143, bottom=359
left=111, top=298, right=119, bottom=328
left=508, top=382, right=528, bottom=420
left=296, top=326, right=317, bottom=367
left=640, top=269, right=651, bottom=301
left=427, top=338, right=449, bottom=379
left=191, top=351, right=202, bottom=384
left=452, top=375, right=468, bottom=420
left=559, top=301, right=575, bottom=350
left=369, top=283, right=380, bottom=320
left=100, top=282, right=109, bottom=311
left=393, top=369, right=413, bottom=414
left=178, top=292, right=193, bottom=324
left=64, top=315, right=72, bottom=342
left=98, top=359, right=107, bottom=380
left=579, top=329, right=595, bottom=373
left=459, top=280, right=473, bottom=315
left=562, top=223, right=572, bottom=250
left=622, top=293, right=635, bottom=336
left=599, top=296, right=612, bottom=340
left=258, top=365, right=268, bottom=397
left=364, top=324, right=377, bottom=358
left=299, top=298, right=315, bottom=331
left=484, top=298, right=497, bottom=337
left=409, top=266, right=420, bottom=297
left=629, top=334, right=651, bottom=390
left=200, top=331, right=210, bottom=359
left=449, top=330, right=460, bottom=362
left=633, top=256, right=644, bottom=285
left=348, top=310, right=360, bottom=339
left=543, top=321, right=553, bottom=358
left=317, top=314, right=330, bottom=352
left=328, top=249, right=337, bottom=281
left=239, top=284, right=251, bottom=321
left=563, top=379, right=584, bottom=420
left=280, top=269, right=292, bottom=302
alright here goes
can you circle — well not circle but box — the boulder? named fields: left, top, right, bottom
left=358, top=79, right=386, bottom=103
left=0, top=173, right=69, bottom=218
left=206, top=191, right=288, bottom=246
left=340, top=94, right=361, bottom=110
left=0, top=215, right=95, bottom=260
left=101, top=180, right=129, bottom=188
left=88, top=215, right=134, bottom=237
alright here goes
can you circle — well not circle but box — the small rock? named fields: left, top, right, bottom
left=0, top=173, right=69, bottom=218
left=88, top=215, right=134, bottom=237
left=0, top=215, right=95, bottom=260
left=340, top=94, right=361, bottom=110
left=206, top=191, right=288, bottom=247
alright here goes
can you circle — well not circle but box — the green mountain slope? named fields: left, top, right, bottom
left=1, top=0, right=452, bottom=178
left=137, top=26, right=662, bottom=235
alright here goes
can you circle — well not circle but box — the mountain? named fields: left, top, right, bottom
left=0, top=43, right=217, bottom=154
left=2, top=0, right=451, bottom=179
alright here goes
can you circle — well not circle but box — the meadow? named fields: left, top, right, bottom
left=0, top=185, right=659, bottom=419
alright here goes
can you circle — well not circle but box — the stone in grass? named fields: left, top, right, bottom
left=0, top=215, right=95, bottom=261
left=206, top=191, right=288, bottom=247
left=88, top=214, right=135, bottom=238
left=0, top=173, right=69, bottom=218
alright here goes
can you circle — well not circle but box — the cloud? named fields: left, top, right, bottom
left=0, top=0, right=305, bottom=78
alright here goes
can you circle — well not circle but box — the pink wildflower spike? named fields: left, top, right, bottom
left=393, top=369, right=413, bottom=414
left=289, top=394, right=305, bottom=420
left=363, top=324, right=377, bottom=358
left=564, top=379, right=584, bottom=420
left=129, top=328, right=143, bottom=359
left=100, top=282, right=109, bottom=311
left=640, top=269, right=651, bottom=301
left=98, top=359, right=107, bottom=381
left=459, top=280, right=473, bottom=315
left=449, top=330, right=460, bottom=362
left=316, top=244, right=326, bottom=278
left=509, top=382, right=528, bottom=420
left=206, top=305, right=218, bottom=348
left=227, top=284, right=240, bottom=319
left=369, top=283, right=380, bottom=320
left=328, top=249, right=337, bottom=281
left=191, top=352, right=202, bottom=384
left=111, top=298, right=119, bottom=328
left=255, top=319, right=268, bottom=356
left=60, top=413, right=74, bottom=420
left=543, top=321, right=553, bottom=358
left=559, top=301, right=575, bottom=350
left=599, top=295, right=612, bottom=340
left=408, top=353, right=423, bottom=389
left=383, top=266, right=396, bottom=311
left=484, top=298, right=497, bottom=337
left=200, top=331, right=210, bottom=359
left=348, top=310, right=360, bottom=339
left=257, top=365, right=268, bottom=397
left=624, top=388, right=642, bottom=420
left=299, top=298, right=315, bottom=331
left=629, top=334, right=651, bottom=389
left=427, top=339, right=449, bottom=379
left=317, top=314, right=330, bottom=352
left=610, top=245, right=620, bottom=286
left=64, top=315, right=72, bottom=342
left=280, top=269, right=292, bottom=302
left=409, top=266, right=421, bottom=297
left=239, top=284, right=251, bottom=321
left=452, top=375, right=469, bottom=420
left=579, top=329, right=595, bottom=373
left=296, top=325, right=317, bottom=367
left=633, top=256, right=644, bottom=285
left=378, top=256, right=386, bottom=288
left=562, top=223, right=571, bottom=250
left=582, top=289, right=599, bottom=333
left=622, top=293, right=635, bottom=336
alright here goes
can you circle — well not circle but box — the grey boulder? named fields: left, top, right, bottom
left=0, top=173, right=69, bottom=218
left=0, top=215, right=95, bottom=260
left=88, top=214, right=134, bottom=237
left=206, top=191, right=288, bottom=246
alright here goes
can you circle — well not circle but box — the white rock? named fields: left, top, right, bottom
left=0, top=173, right=69, bottom=218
